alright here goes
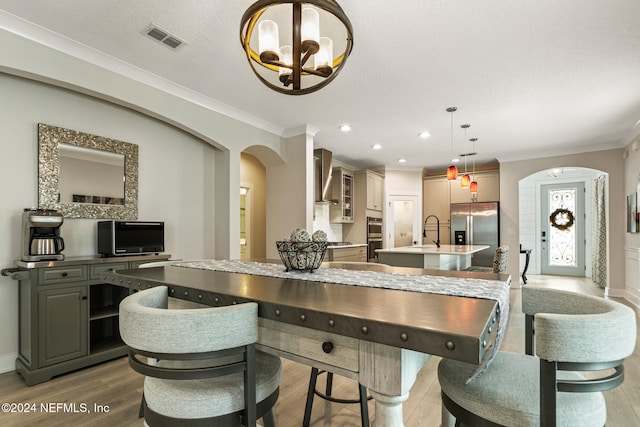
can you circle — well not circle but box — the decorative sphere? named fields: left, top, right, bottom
left=312, top=230, right=328, bottom=242
left=290, top=228, right=311, bottom=242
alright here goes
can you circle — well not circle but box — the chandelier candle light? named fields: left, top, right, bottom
left=240, top=0, right=354, bottom=95
left=446, top=107, right=458, bottom=180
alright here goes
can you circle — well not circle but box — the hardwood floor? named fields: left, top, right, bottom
left=0, top=275, right=638, bottom=426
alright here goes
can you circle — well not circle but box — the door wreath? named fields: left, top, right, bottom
left=549, top=208, right=575, bottom=231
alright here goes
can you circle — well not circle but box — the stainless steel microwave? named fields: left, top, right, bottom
left=97, top=221, right=164, bottom=256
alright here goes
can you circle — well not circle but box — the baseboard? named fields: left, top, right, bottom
left=0, top=353, right=16, bottom=374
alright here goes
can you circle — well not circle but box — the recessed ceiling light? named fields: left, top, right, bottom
left=372, top=144, right=382, bottom=150
left=418, top=131, right=431, bottom=139
left=452, top=158, right=460, bottom=163
left=339, top=124, right=352, bottom=132
left=398, top=158, right=407, bottom=163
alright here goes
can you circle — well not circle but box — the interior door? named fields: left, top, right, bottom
left=240, top=187, right=250, bottom=260
left=388, top=196, right=419, bottom=248
left=540, top=182, right=585, bottom=276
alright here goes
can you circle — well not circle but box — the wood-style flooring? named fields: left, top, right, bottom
left=0, top=275, right=638, bottom=426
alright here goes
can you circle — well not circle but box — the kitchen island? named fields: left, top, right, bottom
left=377, top=244, right=490, bottom=270
left=107, top=261, right=510, bottom=427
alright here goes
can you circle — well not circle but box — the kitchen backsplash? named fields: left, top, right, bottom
left=313, top=203, right=343, bottom=242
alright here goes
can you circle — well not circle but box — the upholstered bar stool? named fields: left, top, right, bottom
left=119, top=286, right=282, bottom=427
left=438, top=286, right=636, bottom=427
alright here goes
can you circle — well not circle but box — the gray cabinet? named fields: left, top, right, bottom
left=38, top=285, right=87, bottom=367
left=10, top=254, right=169, bottom=385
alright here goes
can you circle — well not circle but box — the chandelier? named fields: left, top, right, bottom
left=240, top=0, right=354, bottom=95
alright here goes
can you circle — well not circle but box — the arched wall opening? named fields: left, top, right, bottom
left=518, top=167, right=609, bottom=286
left=240, top=145, right=286, bottom=259
left=499, top=148, right=624, bottom=293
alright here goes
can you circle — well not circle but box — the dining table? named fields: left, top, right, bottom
left=105, top=260, right=511, bottom=427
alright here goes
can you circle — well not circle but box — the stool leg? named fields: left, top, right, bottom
left=359, top=384, right=370, bottom=427
left=326, top=372, right=334, bottom=396
left=303, top=368, right=319, bottom=427
left=138, top=394, right=145, bottom=418
left=262, top=409, right=276, bottom=427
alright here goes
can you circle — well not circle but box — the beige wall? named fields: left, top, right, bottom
left=500, top=149, right=625, bottom=294
left=241, top=152, right=267, bottom=259
left=0, top=28, right=296, bottom=373
left=265, top=132, right=315, bottom=258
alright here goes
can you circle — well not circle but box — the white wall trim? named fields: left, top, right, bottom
left=624, top=247, right=640, bottom=308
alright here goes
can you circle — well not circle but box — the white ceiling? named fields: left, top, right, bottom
left=2, top=0, right=640, bottom=171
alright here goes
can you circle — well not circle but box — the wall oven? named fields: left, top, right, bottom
left=366, top=217, right=383, bottom=261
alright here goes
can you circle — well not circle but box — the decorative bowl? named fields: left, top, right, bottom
left=276, top=241, right=327, bottom=272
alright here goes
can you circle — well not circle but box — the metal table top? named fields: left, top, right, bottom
left=108, top=262, right=510, bottom=364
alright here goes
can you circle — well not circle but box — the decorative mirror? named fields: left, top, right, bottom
left=38, top=123, right=138, bottom=219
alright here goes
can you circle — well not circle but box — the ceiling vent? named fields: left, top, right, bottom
left=144, top=24, right=186, bottom=50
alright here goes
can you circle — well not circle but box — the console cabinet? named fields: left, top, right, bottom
left=10, top=254, right=169, bottom=385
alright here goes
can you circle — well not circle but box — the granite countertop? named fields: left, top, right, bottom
left=376, top=244, right=489, bottom=255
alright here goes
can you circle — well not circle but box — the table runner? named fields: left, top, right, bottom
left=175, top=260, right=510, bottom=382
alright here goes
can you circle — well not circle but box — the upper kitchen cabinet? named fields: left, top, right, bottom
left=342, top=169, right=385, bottom=245
left=356, top=169, right=384, bottom=212
left=330, top=167, right=355, bottom=223
left=423, top=177, right=451, bottom=244
left=449, top=170, right=500, bottom=203
left=361, top=170, right=384, bottom=212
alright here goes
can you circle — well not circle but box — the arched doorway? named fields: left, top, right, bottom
left=518, top=167, right=608, bottom=286
left=240, top=145, right=288, bottom=259
left=240, top=152, right=267, bottom=259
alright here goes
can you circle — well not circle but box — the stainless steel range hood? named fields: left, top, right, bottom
left=314, top=148, right=336, bottom=203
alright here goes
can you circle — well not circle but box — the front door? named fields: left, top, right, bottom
left=540, top=182, right=585, bottom=276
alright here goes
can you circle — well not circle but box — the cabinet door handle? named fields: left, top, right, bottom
left=61, top=272, right=68, bottom=277
left=81, top=296, right=88, bottom=300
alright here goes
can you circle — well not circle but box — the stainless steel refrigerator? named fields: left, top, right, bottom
left=450, top=202, right=499, bottom=267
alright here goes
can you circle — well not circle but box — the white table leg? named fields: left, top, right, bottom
left=371, top=391, right=409, bottom=427
left=359, top=342, right=430, bottom=427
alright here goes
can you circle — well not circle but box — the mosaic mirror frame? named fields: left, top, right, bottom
left=38, top=123, right=138, bottom=219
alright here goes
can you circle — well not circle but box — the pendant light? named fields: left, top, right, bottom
left=460, top=124, right=471, bottom=187
left=446, top=107, right=458, bottom=180
left=469, top=138, right=478, bottom=194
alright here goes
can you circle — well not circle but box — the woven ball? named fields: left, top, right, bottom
left=290, top=228, right=311, bottom=242
left=312, top=230, right=328, bottom=242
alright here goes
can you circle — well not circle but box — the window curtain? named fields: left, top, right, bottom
left=592, top=174, right=607, bottom=288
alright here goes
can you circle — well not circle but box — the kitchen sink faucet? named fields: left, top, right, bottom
left=422, top=215, right=441, bottom=248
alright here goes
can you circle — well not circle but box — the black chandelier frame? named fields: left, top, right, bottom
left=240, top=0, right=354, bottom=95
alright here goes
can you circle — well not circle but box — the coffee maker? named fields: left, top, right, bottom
left=21, top=208, right=65, bottom=261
